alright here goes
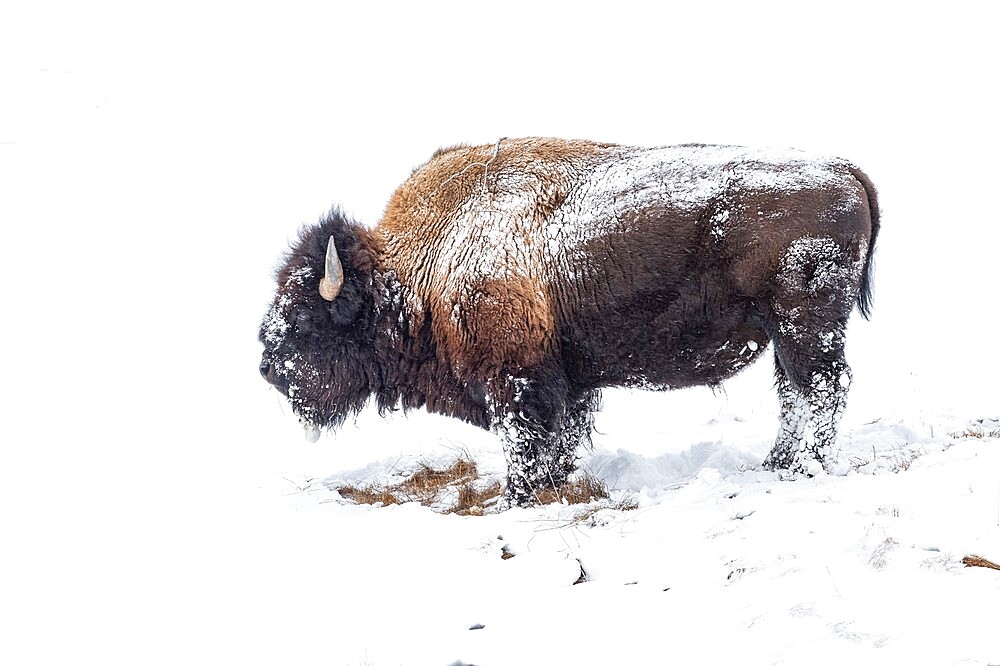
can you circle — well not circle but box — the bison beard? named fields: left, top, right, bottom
left=259, top=138, right=880, bottom=506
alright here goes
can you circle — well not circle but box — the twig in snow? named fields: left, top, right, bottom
left=826, top=566, right=843, bottom=598
left=962, top=554, right=1000, bottom=571
left=869, top=536, right=898, bottom=570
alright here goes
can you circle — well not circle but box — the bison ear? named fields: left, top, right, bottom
left=319, top=236, right=344, bottom=301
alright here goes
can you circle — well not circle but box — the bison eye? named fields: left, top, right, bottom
left=295, top=311, right=314, bottom=333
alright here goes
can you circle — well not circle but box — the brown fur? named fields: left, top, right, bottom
left=376, top=139, right=610, bottom=384
left=441, top=275, right=555, bottom=375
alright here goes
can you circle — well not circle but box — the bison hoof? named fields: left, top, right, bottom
left=498, top=494, right=527, bottom=510
left=763, top=455, right=825, bottom=478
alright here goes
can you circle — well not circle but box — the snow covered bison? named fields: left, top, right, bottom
left=259, top=138, right=879, bottom=504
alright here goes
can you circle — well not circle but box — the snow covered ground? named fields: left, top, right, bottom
left=2, top=2, right=999, bottom=664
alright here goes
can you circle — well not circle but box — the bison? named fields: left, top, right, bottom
left=259, top=138, right=879, bottom=505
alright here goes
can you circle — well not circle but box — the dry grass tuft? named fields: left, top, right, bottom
left=848, top=444, right=921, bottom=474
left=335, top=459, right=630, bottom=516
left=869, top=536, right=898, bottom=570
left=962, top=554, right=1000, bottom=571
left=950, top=422, right=1000, bottom=440
left=614, top=493, right=641, bottom=511
left=533, top=472, right=611, bottom=505
left=890, top=453, right=913, bottom=473
left=449, top=479, right=503, bottom=516
left=336, top=484, right=400, bottom=507
left=559, top=491, right=640, bottom=529
left=399, top=458, right=478, bottom=496
left=335, top=455, right=502, bottom=514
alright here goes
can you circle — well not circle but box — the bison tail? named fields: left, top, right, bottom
left=851, top=166, right=880, bottom=320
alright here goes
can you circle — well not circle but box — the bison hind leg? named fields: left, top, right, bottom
left=762, top=237, right=859, bottom=474
left=763, top=354, right=851, bottom=475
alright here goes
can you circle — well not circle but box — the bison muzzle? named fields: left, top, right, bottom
left=259, top=138, right=879, bottom=505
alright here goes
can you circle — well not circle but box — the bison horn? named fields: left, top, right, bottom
left=319, top=236, right=344, bottom=301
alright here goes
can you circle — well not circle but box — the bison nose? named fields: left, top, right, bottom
left=259, top=359, right=271, bottom=380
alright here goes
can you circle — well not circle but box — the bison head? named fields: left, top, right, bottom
left=258, top=210, right=380, bottom=440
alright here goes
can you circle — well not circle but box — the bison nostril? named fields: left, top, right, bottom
left=259, top=359, right=271, bottom=380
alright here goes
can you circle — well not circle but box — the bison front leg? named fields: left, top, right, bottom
left=489, top=367, right=592, bottom=505
left=528, top=392, right=598, bottom=493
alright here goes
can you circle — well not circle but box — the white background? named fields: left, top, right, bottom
left=2, top=2, right=998, bottom=664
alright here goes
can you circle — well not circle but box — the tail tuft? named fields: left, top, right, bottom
left=850, top=167, right=880, bottom=320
